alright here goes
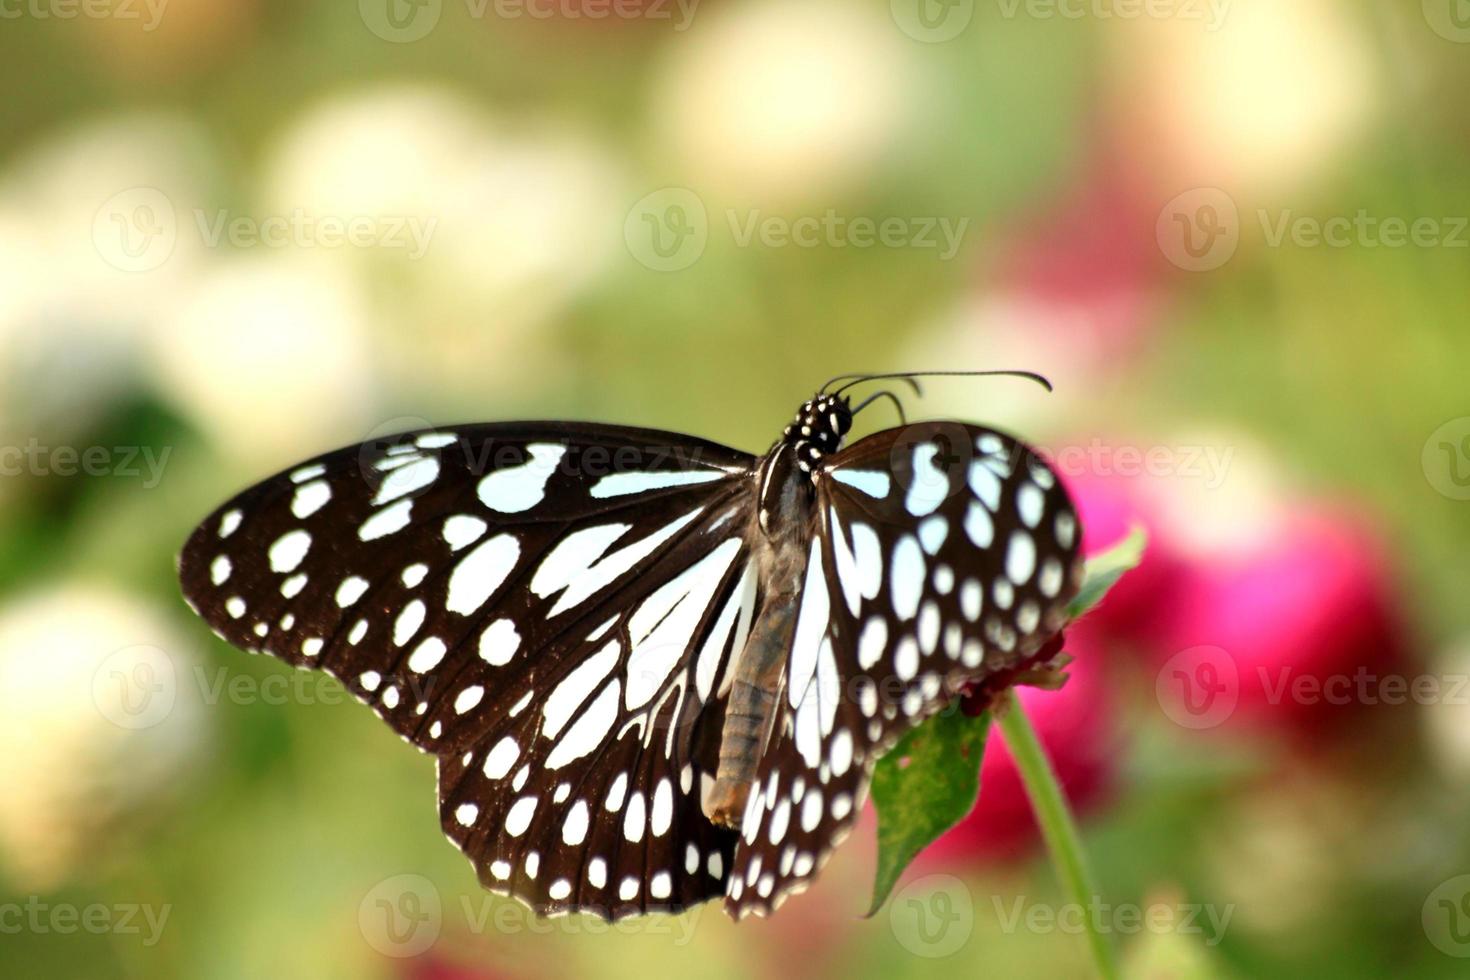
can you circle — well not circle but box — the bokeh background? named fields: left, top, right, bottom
left=2, top=1, right=1469, bottom=977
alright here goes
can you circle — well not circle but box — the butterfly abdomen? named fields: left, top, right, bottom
left=706, top=598, right=795, bottom=827
left=706, top=438, right=820, bottom=827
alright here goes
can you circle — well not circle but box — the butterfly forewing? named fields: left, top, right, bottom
left=179, top=422, right=760, bottom=917
left=723, top=423, right=1083, bottom=918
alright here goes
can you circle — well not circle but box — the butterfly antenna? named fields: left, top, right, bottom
left=850, top=389, right=908, bottom=426
left=831, top=369, right=1053, bottom=397
left=819, top=373, right=924, bottom=398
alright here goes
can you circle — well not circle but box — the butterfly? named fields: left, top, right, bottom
left=178, top=370, right=1083, bottom=921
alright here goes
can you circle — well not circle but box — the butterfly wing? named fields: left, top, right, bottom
left=179, top=422, right=762, bottom=917
left=724, top=422, right=1084, bottom=918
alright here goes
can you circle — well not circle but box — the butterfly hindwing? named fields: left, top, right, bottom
left=178, top=422, right=761, bottom=917
left=724, top=423, right=1083, bottom=918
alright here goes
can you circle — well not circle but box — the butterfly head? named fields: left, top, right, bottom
left=784, top=394, right=853, bottom=472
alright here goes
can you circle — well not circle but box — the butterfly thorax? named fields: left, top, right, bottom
left=706, top=395, right=852, bottom=829
left=756, top=394, right=852, bottom=536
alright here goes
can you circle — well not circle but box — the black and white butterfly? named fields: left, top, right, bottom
left=178, top=371, right=1083, bottom=921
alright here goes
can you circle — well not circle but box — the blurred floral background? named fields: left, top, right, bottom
left=1, top=1, right=1468, bottom=977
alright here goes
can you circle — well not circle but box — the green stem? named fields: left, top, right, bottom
left=998, top=690, right=1119, bottom=980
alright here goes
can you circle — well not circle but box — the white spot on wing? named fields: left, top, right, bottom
left=291, top=480, right=332, bottom=518
left=964, top=501, right=994, bottom=548
left=905, top=443, right=949, bottom=516
left=406, top=636, right=447, bottom=673
left=477, top=443, right=566, bottom=513
left=359, top=499, right=413, bottom=540
left=547, top=511, right=702, bottom=616
left=968, top=460, right=1002, bottom=511
left=889, top=535, right=925, bottom=621
left=268, top=530, right=311, bottom=573
left=624, top=539, right=740, bottom=709
left=787, top=537, right=829, bottom=708
left=442, top=514, right=487, bottom=551
left=478, top=618, right=521, bottom=666
left=858, top=617, right=888, bottom=670
left=831, top=468, right=891, bottom=499
left=1017, top=482, right=1045, bottom=528
left=1006, top=530, right=1037, bottom=583
left=483, top=736, right=520, bottom=778
left=505, top=796, right=536, bottom=836
left=530, top=524, right=629, bottom=599
left=543, top=640, right=620, bottom=739
left=446, top=533, right=520, bottom=615
left=336, top=576, right=368, bottom=607
left=589, top=470, right=724, bottom=498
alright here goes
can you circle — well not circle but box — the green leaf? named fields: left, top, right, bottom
left=1067, top=527, right=1148, bottom=620
left=866, top=528, right=1148, bottom=915
left=866, top=707, right=992, bottom=916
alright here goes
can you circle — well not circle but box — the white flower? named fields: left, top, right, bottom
left=0, top=585, right=204, bottom=888
left=0, top=113, right=215, bottom=440
left=650, top=0, right=913, bottom=203
left=260, top=85, right=624, bottom=398
left=147, top=252, right=377, bottom=465
left=1114, top=0, right=1377, bottom=196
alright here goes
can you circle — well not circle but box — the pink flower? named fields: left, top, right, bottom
left=1056, top=462, right=1190, bottom=645
left=926, top=624, right=1119, bottom=865
left=986, top=150, right=1168, bottom=367
left=1153, top=505, right=1412, bottom=737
